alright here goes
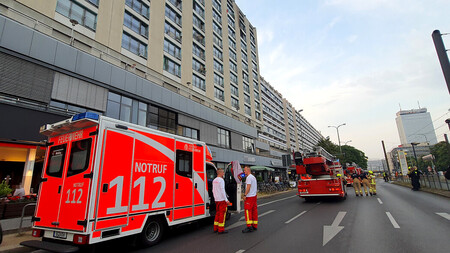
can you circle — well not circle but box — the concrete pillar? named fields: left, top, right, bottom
left=22, top=148, right=36, bottom=195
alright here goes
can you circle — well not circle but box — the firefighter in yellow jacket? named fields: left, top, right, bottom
left=368, top=171, right=377, bottom=195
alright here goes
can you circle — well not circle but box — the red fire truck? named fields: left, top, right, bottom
left=294, top=147, right=347, bottom=201
left=22, top=113, right=239, bottom=252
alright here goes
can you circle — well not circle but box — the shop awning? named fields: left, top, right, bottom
left=250, top=166, right=275, bottom=172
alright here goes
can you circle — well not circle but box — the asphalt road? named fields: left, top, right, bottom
left=22, top=180, right=450, bottom=253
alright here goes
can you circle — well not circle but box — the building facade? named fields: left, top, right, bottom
left=395, top=108, right=438, bottom=145
left=0, top=0, right=324, bottom=194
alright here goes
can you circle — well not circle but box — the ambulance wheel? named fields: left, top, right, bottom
left=139, top=217, right=165, bottom=247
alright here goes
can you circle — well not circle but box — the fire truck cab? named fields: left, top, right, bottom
left=22, top=113, right=240, bottom=252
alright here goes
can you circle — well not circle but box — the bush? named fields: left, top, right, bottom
left=0, top=180, right=12, bottom=198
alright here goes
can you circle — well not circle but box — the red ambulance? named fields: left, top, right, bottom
left=22, top=112, right=233, bottom=251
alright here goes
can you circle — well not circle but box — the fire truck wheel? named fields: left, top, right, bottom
left=139, top=217, right=165, bottom=247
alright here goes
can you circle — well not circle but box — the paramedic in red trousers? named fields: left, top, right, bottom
left=242, top=166, right=258, bottom=233
left=213, top=168, right=230, bottom=234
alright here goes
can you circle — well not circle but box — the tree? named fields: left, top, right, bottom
left=431, top=141, right=450, bottom=171
left=316, top=138, right=368, bottom=169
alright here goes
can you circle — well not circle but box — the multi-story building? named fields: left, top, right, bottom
left=294, top=110, right=323, bottom=152
left=0, top=0, right=277, bottom=194
left=395, top=108, right=438, bottom=145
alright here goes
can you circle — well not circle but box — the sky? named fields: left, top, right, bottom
left=235, top=0, right=450, bottom=160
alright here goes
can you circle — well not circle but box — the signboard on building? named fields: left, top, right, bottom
left=397, top=150, right=409, bottom=175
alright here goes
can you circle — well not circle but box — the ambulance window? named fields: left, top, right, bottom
left=176, top=150, right=192, bottom=178
left=206, top=163, right=217, bottom=182
left=46, top=144, right=67, bottom=178
left=67, top=139, right=92, bottom=177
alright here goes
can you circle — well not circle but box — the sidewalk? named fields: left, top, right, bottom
left=0, top=231, right=33, bottom=253
left=391, top=181, right=450, bottom=198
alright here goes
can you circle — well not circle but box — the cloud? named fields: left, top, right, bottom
left=347, top=34, right=358, bottom=43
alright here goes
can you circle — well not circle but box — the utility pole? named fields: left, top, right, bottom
left=381, top=140, right=391, bottom=175
left=444, top=134, right=450, bottom=157
left=411, top=143, right=419, bottom=167
left=432, top=30, right=450, bottom=94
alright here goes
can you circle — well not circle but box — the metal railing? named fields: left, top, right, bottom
left=18, top=203, right=36, bottom=235
left=396, top=174, right=450, bottom=191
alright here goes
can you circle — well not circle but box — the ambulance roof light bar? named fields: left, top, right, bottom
left=40, top=112, right=100, bottom=137
left=72, top=112, right=99, bottom=122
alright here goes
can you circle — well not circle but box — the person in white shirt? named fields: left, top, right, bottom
left=242, top=166, right=258, bottom=233
left=212, top=168, right=230, bottom=234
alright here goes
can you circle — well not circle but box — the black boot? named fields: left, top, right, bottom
left=242, top=227, right=253, bottom=233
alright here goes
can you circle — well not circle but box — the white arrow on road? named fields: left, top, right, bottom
left=436, top=212, right=450, bottom=221
left=323, top=211, right=346, bottom=246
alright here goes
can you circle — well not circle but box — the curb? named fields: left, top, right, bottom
left=391, top=181, right=450, bottom=198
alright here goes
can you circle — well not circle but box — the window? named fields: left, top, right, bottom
left=254, top=90, right=260, bottom=100
left=229, top=61, right=237, bottom=73
left=178, top=126, right=199, bottom=140
left=251, top=52, right=257, bottom=62
left=192, top=74, right=206, bottom=91
left=67, top=139, right=92, bottom=177
left=106, top=92, right=146, bottom=124
left=213, top=21, right=222, bottom=36
left=213, top=0, right=221, bottom=12
left=46, top=144, right=67, bottom=178
left=255, top=111, right=261, bottom=120
left=124, top=11, right=148, bottom=37
left=244, top=94, right=250, bottom=104
left=215, top=87, right=224, bottom=101
left=243, top=71, right=249, bottom=82
left=245, top=105, right=251, bottom=116
left=230, top=72, right=238, bottom=85
left=168, top=0, right=182, bottom=11
left=255, top=100, right=260, bottom=111
left=231, top=97, right=239, bottom=110
left=122, top=32, right=147, bottom=58
left=242, top=61, right=249, bottom=72
left=213, top=9, right=221, bottom=24
left=193, top=15, right=205, bottom=32
left=228, top=17, right=235, bottom=30
left=251, top=43, right=256, bottom=53
left=230, top=84, right=239, bottom=96
left=241, top=40, right=247, bottom=51
left=252, top=62, right=258, bottom=72
left=242, top=136, right=254, bottom=153
left=176, top=150, right=192, bottom=178
left=229, top=37, right=236, bottom=50
left=163, top=56, right=181, bottom=77
left=213, top=60, right=223, bottom=74
left=214, top=73, right=224, bottom=87
left=218, top=128, right=230, bottom=148
left=229, top=50, right=237, bottom=61
left=241, top=51, right=248, bottom=62
left=165, top=4, right=182, bottom=26
left=137, top=102, right=147, bottom=126
left=228, top=28, right=236, bottom=39
left=56, top=0, right=97, bottom=31
left=147, top=104, right=177, bottom=134
left=253, top=80, right=259, bottom=90
left=193, top=58, right=206, bottom=75
left=193, top=28, right=205, bottom=45
left=250, top=34, right=256, bottom=44
left=164, top=39, right=182, bottom=59
left=213, top=34, right=223, bottom=48
left=125, top=0, right=150, bottom=19
left=243, top=83, right=250, bottom=93
left=193, top=1, right=204, bottom=18
left=87, top=0, right=99, bottom=7
left=165, top=22, right=182, bottom=42
left=227, top=2, right=235, bottom=18
left=193, top=43, right=205, bottom=60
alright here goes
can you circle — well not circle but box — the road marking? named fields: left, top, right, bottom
left=436, top=212, right=450, bottom=221
left=285, top=210, right=307, bottom=224
left=323, top=211, right=346, bottom=246
left=377, top=198, right=383, bottom=204
left=235, top=250, right=245, bottom=253
left=231, top=210, right=275, bottom=229
left=258, top=195, right=297, bottom=207
left=386, top=212, right=400, bottom=228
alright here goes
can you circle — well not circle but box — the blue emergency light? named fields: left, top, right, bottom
left=72, top=112, right=99, bottom=122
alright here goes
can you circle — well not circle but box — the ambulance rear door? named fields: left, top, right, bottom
left=34, top=126, right=97, bottom=232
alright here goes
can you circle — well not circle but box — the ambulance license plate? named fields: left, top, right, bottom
left=53, top=231, right=67, bottom=239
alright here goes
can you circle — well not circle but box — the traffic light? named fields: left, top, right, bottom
left=432, top=30, right=450, bottom=94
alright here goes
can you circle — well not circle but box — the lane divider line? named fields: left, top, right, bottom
left=258, top=195, right=297, bottom=207
left=285, top=210, right=307, bottom=224
left=235, top=250, right=245, bottom=253
left=386, top=212, right=400, bottom=228
left=377, top=198, right=383, bottom=204
left=436, top=212, right=450, bottom=221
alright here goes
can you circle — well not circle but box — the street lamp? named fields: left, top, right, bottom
left=344, top=140, right=352, bottom=145
left=414, top=134, right=429, bottom=145
left=328, top=123, right=346, bottom=155
left=69, top=19, right=79, bottom=46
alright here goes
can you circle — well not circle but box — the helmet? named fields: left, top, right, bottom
left=369, top=171, right=373, bottom=174
left=336, top=174, right=342, bottom=177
